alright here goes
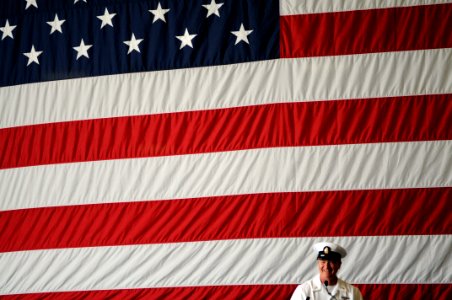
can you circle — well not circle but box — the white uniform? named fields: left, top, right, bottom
left=290, top=276, right=363, bottom=300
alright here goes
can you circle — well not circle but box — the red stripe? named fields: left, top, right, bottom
left=280, top=4, right=452, bottom=58
left=1, top=188, right=450, bottom=252
left=356, top=283, right=452, bottom=299
left=1, top=284, right=451, bottom=299
left=1, top=94, right=450, bottom=169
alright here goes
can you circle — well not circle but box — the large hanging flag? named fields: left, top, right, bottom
left=0, top=0, right=451, bottom=298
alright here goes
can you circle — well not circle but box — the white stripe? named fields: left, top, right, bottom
left=0, top=235, right=450, bottom=295
left=0, top=49, right=451, bottom=129
left=280, top=0, right=452, bottom=15
left=0, top=141, right=450, bottom=211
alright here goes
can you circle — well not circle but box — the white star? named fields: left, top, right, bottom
left=1, top=20, right=17, bottom=40
left=202, top=0, right=224, bottom=18
left=176, top=29, right=197, bottom=49
left=123, top=33, right=143, bottom=54
left=149, top=2, right=170, bottom=23
left=23, top=45, right=43, bottom=66
left=97, top=8, right=116, bottom=29
left=25, top=0, right=38, bottom=9
left=74, top=0, right=87, bottom=3
left=73, top=39, right=92, bottom=60
left=47, top=14, right=66, bottom=34
left=231, top=23, right=253, bottom=45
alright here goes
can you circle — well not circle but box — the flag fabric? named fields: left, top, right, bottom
left=0, top=0, right=451, bottom=298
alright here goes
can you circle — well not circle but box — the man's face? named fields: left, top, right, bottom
left=317, top=259, right=341, bottom=278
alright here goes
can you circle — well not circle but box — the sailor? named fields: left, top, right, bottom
left=290, top=242, right=363, bottom=300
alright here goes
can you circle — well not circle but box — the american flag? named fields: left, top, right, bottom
left=0, top=0, right=451, bottom=298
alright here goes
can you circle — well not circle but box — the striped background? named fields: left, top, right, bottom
left=1, top=0, right=451, bottom=298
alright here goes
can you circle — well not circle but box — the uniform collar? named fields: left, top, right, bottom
left=312, top=275, right=349, bottom=294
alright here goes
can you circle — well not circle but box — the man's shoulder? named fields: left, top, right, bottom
left=299, top=276, right=321, bottom=292
left=338, top=278, right=358, bottom=289
left=337, top=278, right=364, bottom=299
left=290, top=282, right=312, bottom=300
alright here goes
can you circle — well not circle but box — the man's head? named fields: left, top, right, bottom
left=313, top=242, right=347, bottom=284
left=317, top=258, right=341, bottom=281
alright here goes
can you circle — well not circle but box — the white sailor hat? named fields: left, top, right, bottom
left=313, top=242, right=347, bottom=261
